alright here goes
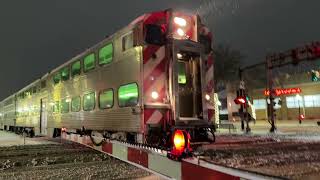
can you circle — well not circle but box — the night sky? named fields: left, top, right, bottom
left=0, top=0, right=319, bottom=100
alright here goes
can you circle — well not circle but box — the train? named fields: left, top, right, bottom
left=0, top=9, right=215, bottom=149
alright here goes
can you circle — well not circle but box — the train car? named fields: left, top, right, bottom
left=1, top=95, right=16, bottom=131
left=1, top=9, right=215, bottom=147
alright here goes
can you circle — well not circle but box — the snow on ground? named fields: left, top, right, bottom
left=0, top=131, right=55, bottom=147
left=0, top=131, right=157, bottom=180
left=202, top=134, right=320, bottom=179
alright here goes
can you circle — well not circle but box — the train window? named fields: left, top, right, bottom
left=61, top=98, right=70, bottom=113
left=53, top=101, right=60, bottom=113
left=41, top=81, right=46, bottom=89
left=178, top=61, right=187, bottom=84
left=122, top=32, right=133, bottom=51
left=118, top=83, right=138, bottom=107
left=71, top=60, right=81, bottom=77
left=53, top=72, right=61, bottom=84
left=61, top=66, right=70, bottom=81
left=99, top=89, right=113, bottom=109
left=71, top=96, right=81, bottom=112
left=84, top=53, right=96, bottom=72
left=83, top=92, right=95, bottom=111
left=99, top=43, right=113, bottom=65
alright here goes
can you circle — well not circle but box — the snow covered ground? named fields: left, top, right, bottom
left=203, top=134, right=320, bottom=179
left=0, top=131, right=158, bottom=180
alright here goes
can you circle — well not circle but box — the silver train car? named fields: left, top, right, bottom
left=0, top=9, right=215, bottom=146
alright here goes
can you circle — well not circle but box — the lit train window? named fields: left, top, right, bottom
left=53, top=101, right=60, bottom=113
left=71, top=96, right=81, bottom=112
left=61, top=66, right=70, bottom=81
left=99, top=89, right=113, bottom=109
left=99, top=43, right=113, bottom=65
left=71, top=60, right=81, bottom=77
left=53, top=72, right=61, bottom=84
left=83, top=92, right=95, bottom=111
left=178, top=61, right=187, bottom=84
left=118, top=83, right=138, bottom=107
left=84, top=53, right=96, bottom=72
left=61, top=98, right=70, bottom=113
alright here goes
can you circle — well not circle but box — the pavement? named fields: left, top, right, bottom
left=217, top=119, right=320, bottom=136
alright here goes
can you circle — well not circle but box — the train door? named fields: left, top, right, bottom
left=40, top=98, right=47, bottom=135
left=172, top=40, right=207, bottom=122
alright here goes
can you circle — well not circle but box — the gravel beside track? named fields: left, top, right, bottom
left=0, top=138, right=152, bottom=180
left=202, top=135, right=320, bottom=180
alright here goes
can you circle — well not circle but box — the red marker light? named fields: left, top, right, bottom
left=173, top=130, right=186, bottom=152
left=234, top=96, right=246, bottom=105
left=300, top=114, right=305, bottom=119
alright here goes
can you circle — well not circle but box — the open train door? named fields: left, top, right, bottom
left=40, top=98, right=48, bottom=135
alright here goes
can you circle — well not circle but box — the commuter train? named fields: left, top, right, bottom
left=0, top=9, right=215, bottom=147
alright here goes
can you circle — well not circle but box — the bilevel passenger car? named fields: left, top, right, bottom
left=0, top=9, right=215, bottom=147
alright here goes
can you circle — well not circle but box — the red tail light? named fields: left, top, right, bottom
left=168, top=130, right=192, bottom=160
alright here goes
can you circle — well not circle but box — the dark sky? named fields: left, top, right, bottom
left=0, top=0, right=319, bottom=100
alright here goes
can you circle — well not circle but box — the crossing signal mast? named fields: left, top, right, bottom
left=266, top=41, right=320, bottom=132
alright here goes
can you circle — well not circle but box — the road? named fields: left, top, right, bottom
left=0, top=131, right=159, bottom=180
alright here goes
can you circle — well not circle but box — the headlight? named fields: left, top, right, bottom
left=205, top=94, right=211, bottom=101
left=177, top=28, right=185, bottom=36
left=177, top=53, right=183, bottom=59
left=151, top=91, right=159, bottom=100
left=174, top=17, right=187, bottom=27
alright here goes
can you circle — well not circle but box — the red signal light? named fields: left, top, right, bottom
left=300, top=114, right=305, bottom=119
left=173, top=130, right=185, bottom=152
left=168, top=130, right=192, bottom=160
left=234, top=96, right=246, bottom=105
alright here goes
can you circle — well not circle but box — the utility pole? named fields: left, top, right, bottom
left=266, top=56, right=276, bottom=132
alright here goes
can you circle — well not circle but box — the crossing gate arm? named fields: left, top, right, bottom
left=61, top=133, right=280, bottom=180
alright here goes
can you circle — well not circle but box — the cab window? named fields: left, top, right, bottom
left=84, top=53, right=95, bottom=72
left=178, top=61, right=187, bottom=84
left=99, top=43, right=113, bottom=65
left=118, top=83, right=138, bottom=107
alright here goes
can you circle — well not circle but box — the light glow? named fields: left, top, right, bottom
left=177, top=28, right=185, bottom=36
left=151, top=91, right=159, bottom=100
left=205, top=94, right=211, bottom=101
left=173, top=130, right=185, bottom=152
left=174, top=17, right=187, bottom=27
left=177, top=53, right=183, bottom=59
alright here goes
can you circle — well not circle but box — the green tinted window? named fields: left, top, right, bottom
left=118, top=83, right=138, bottom=107
left=53, top=101, right=60, bottom=113
left=99, top=89, right=113, bottom=109
left=99, top=43, right=113, bottom=65
left=178, top=61, right=187, bottom=84
left=61, top=66, right=70, bottom=81
left=71, top=61, right=81, bottom=77
left=83, top=92, right=95, bottom=111
left=61, top=99, right=70, bottom=113
left=53, top=73, right=61, bottom=84
left=84, top=53, right=95, bottom=72
left=71, top=96, right=81, bottom=112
